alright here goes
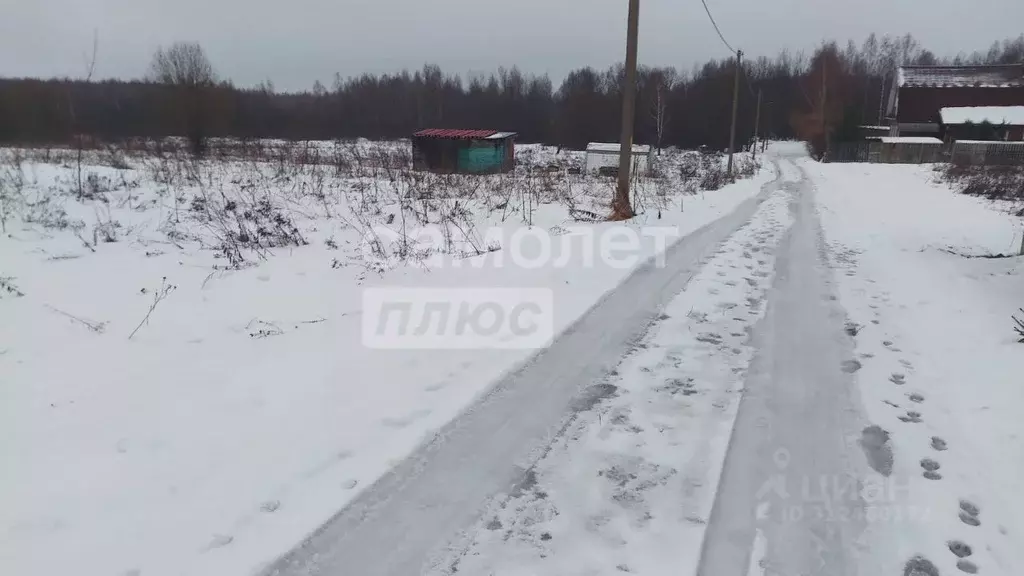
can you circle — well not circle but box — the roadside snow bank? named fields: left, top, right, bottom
left=808, top=161, right=1024, bottom=576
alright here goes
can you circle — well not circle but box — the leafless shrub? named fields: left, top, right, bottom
left=45, top=304, right=107, bottom=333
left=698, top=149, right=729, bottom=191
left=22, top=192, right=76, bottom=232
left=247, top=318, right=285, bottom=339
left=92, top=204, right=121, bottom=243
left=942, top=164, right=1024, bottom=202
left=128, top=277, right=177, bottom=340
left=0, top=150, right=26, bottom=233
left=103, top=145, right=131, bottom=170
left=1014, top=309, right=1024, bottom=343
left=0, top=276, right=24, bottom=298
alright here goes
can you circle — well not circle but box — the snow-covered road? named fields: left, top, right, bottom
left=263, top=161, right=784, bottom=576
left=266, top=145, right=1024, bottom=576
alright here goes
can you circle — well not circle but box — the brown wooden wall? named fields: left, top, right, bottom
left=897, top=86, right=1024, bottom=123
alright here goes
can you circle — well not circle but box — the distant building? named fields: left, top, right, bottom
left=939, top=106, right=1024, bottom=141
left=411, top=129, right=517, bottom=174
left=886, top=64, right=1024, bottom=138
left=585, top=143, right=652, bottom=175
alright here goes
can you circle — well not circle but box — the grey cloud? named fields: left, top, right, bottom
left=2, top=0, right=1022, bottom=91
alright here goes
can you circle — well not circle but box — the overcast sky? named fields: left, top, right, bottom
left=2, top=0, right=1022, bottom=92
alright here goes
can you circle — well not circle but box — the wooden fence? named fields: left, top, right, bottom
left=828, top=141, right=945, bottom=164
left=950, top=141, right=1024, bottom=166
left=830, top=140, right=1024, bottom=166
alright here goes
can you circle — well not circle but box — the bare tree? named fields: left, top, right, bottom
left=649, top=69, right=676, bottom=156
left=71, top=30, right=98, bottom=198
left=149, top=42, right=217, bottom=156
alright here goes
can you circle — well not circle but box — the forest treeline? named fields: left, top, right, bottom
left=1, top=33, right=1022, bottom=153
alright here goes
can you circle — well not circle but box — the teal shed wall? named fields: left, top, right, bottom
left=458, top=143, right=505, bottom=173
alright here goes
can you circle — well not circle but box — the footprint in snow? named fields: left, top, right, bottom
left=920, top=458, right=942, bottom=480
left=948, top=541, right=973, bottom=558
left=931, top=437, right=949, bottom=451
left=696, top=333, right=723, bottom=345
left=957, top=560, right=979, bottom=574
left=208, top=534, right=234, bottom=549
left=890, top=373, right=906, bottom=385
left=883, top=400, right=900, bottom=408
left=959, top=500, right=981, bottom=527
left=382, top=409, right=431, bottom=429
left=260, top=500, right=281, bottom=513
left=899, top=411, right=922, bottom=424
left=909, top=393, right=925, bottom=403
left=841, top=359, right=863, bottom=373
left=904, top=556, right=940, bottom=576
left=961, top=500, right=981, bottom=516
left=859, top=425, right=893, bottom=476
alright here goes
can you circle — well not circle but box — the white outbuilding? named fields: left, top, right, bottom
left=585, top=143, right=652, bottom=175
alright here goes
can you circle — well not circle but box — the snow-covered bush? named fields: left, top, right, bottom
left=941, top=164, right=1024, bottom=203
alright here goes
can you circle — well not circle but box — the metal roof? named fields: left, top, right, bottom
left=586, top=142, right=652, bottom=154
left=897, top=65, right=1024, bottom=88
left=413, top=129, right=516, bottom=139
left=880, top=136, right=943, bottom=144
left=940, top=106, right=1024, bottom=125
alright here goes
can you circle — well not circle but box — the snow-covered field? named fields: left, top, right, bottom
left=0, top=141, right=770, bottom=576
left=809, top=161, right=1024, bottom=575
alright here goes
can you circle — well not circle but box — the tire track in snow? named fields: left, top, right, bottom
left=698, top=156, right=872, bottom=576
left=433, top=185, right=794, bottom=576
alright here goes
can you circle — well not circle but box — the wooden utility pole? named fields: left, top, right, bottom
left=613, top=0, right=640, bottom=220
left=726, top=49, right=742, bottom=178
left=877, top=73, right=888, bottom=127
left=752, top=88, right=762, bottom=161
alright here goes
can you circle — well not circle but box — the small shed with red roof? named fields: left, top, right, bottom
left=412, top=129, right=517, bottom=174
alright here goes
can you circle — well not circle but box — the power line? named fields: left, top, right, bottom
left=700, top=0, right=736, bottom=55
